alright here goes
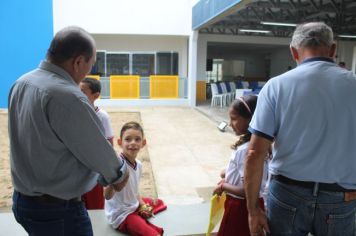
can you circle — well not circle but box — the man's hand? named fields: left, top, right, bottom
left=248, top=208, right=270, bottom=236
left=112, top=171, right=129, bottom=192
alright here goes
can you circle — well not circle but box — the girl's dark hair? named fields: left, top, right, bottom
left=82, top=78, right=101, bottom=94
left=231, top=95, right=258, bottom=149
left=120, top=121, right=144, bottom=139
left=46, top=26, right=95, bottom=64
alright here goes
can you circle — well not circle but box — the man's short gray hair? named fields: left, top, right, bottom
left=290, top=22, right=334, bottom=49
left=46, top=26, right=96, bottom=64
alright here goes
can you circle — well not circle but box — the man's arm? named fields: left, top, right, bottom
left=104, top=185, right=115, bottom=200
left=244, top=134, right=271, bottom=235
left=104, top=172, right=129, bottom=199
left=107, top=137, right=114, bottom=146
left=48, top=98, right=128, bottom=187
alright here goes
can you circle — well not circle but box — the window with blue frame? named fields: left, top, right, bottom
left=91, top=51, right=106, bottom=76
left=106, top=53, right=130, bottom=75
left=93, top=51, right=178, bottom=77
left=156, top=52, right=179, bottom=75
left=132, top=54, right=155, bottom=77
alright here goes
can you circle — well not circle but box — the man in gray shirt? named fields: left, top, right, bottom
left=8, top=26, right=129, bottom=235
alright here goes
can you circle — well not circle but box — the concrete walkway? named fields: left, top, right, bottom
left=0, top=106, right=234, bottom=235
left=106, top=106, right=236, bottom=205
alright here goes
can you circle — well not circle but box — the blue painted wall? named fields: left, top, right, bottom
left=0, top=0, right=53, bottom=108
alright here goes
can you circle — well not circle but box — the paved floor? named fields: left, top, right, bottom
left=0, top=104, right=231, bottom=235
left=196, top=101, right=230, bottom=124
left=105, top=105, right=235, bottom=205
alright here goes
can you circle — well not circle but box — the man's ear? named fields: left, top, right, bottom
left=290, top=46, right=299, bottom=63
left=73, top=55, right=84, bottom=73
left=329, top=43, right=337, bottom=58
left=142, top=139, right=147, bottom=147
left=117, top=139, right=122, bottom=147
left=93, top=92, right=100, bottom=100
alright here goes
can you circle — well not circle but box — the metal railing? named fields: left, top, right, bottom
left=97, top=76, right=187, bottom=99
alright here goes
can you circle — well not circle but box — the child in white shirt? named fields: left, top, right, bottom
left=80, top=77, right=114, bottom=209
left=80, top=77, right=114, bottom=145
left=105, top=122, right=164, bottom=236
left=213, top=95, right=269, bottom=236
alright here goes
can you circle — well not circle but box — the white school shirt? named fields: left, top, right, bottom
left=225, top=142, right=268, bottom=199
left=95, top=107, right=114, bottom=140
left=105, top=155, right=142, bottom=229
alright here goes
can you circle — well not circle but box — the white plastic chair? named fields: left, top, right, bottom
left=241, top=81, right=249, bottom=89
left=219, top=82, right=232, bottom=105
left=229, top=82, right=236, bottom=101
left=210, top=83, right=225, bottom=107
left=258, top=81, right=266, bottom=87
left=235, top=89, right=252, bottom=99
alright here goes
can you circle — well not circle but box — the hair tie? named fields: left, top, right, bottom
left=238, top=97, right=252, bottom=114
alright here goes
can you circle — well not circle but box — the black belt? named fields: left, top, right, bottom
left=271, top=175, right=353, bottom=192
left=16, top=191, right=81, bottom=204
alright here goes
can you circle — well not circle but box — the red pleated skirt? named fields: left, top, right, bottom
left=217, top=195, right=265, bottom=236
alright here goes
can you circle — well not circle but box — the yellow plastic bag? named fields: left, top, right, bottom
left=206, top=192, right=226, bottom=236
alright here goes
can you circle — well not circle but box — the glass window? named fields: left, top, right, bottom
left=157, top=53, right=171, bottom=75
left=106, top=53, right=129, bottom=75
left=206, top=59, right=223, bottom=83
left=91, top=51, right=105, bottom=76
left=172, top=52, right=178, bottom=75
left=132, top=54, right=154, bottom=77
left=96, top=51, right=179, bottom=77
left=156, top=52, right=179, bottom=75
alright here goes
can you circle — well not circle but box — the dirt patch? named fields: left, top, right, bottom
left=0, top=111, right=157, bottom=211
left=108, top=111, right=157, bottom=199
left=0, top=112, right=11, bottom=210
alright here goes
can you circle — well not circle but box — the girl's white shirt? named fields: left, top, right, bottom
left=224, top=141, right=269, bottom=199
left=105, top=158, right=142, bottom=229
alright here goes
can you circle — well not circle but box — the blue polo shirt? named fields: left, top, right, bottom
left=249, top=57, right=356, bottom=189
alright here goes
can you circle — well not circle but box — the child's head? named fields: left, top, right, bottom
left=118, top=121, right=146, bottom=159
left=229, top=95, right=257, bottom=136
left=79, top=77, right=101, bottom=104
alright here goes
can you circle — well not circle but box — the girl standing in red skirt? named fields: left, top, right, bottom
left=213, top=95, right=269, bottom=236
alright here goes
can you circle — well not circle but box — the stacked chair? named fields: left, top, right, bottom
left=210, top=80, right=267, bottom=107
left=210, top=82, right=235, bottom=107
left=210, top=83, right=225, bottom=107
left=220, top=82, right=235, bottom=105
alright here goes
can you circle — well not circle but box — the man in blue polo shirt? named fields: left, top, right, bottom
left=244, top=22, right=356, bottom=236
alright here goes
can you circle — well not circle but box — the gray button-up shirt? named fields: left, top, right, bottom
left=8, top=61, right=127, bottom=200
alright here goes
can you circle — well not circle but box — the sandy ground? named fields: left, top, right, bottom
left=0, top=111, right=156, bottom=211
left=0, top=112, right=11, bottom=210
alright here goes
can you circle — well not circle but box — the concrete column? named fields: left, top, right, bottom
left=352, top=46, right=356, bottom=75
left=196, top=36, right=208, bottom=84
left=188, top=30, right=199, bottom=107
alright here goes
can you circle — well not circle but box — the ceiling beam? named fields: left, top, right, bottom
left=329, top=0, right=339, bottom=13
left=199, top=0, right=356, bottom=38
left=288, top=0, right=297, bottom=9
left=308, top=0, right=319, bottom=11
left=249, top=7, right=263, bottom=21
